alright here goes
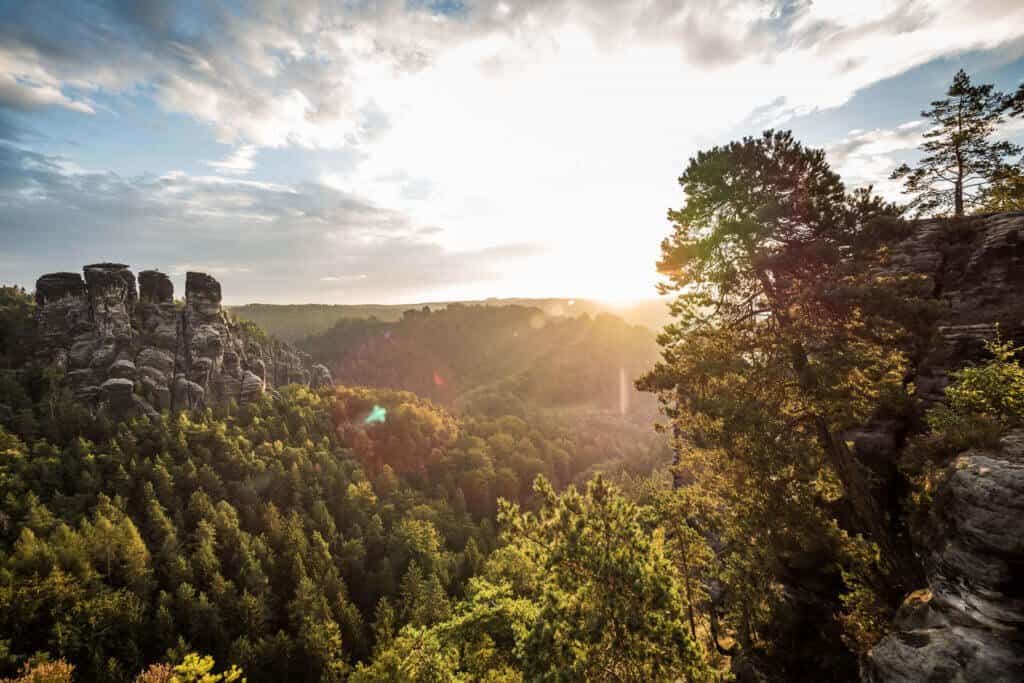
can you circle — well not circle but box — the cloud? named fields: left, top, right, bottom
left=170, top=264, right=253, bottom=277
left=320, top=274, right=368, bottom=282
left=4, top=1, right=1022, bottom=151
left=0, top=46, right=95, bottom=113
left=822, top=121, right=929, bottom=198
left=824, top=112, right=1024, bottom=200
left=1, top=1, right=1023, bottom=302
left=827, top=121, right=926, bottom=164
left=205, top=145, right=257, bottom=175
left=0, top=142, right=543, bottom=303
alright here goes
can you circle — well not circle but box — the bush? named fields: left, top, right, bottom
left=902, top=333, right=1024, bottom=545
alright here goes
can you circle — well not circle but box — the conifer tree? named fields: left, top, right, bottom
left=640, top=129, right=931, bottom=675
left=1006, top=82, right=1024, bottom=118
left=891, top=69, right=1021, bottom=216
left=978, top=166, right=1024, bottom=213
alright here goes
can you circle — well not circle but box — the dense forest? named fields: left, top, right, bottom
left=296, top=304, right=659, bottom=418
left=1, top=70, right=1023, bottom=681
left=232, top=299, right=671, bottom=345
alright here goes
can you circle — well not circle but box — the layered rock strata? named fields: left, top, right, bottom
left=33, top=265, right=333, bottom=418
left=864, top=431, right=1024, bottom=681
left=859, top=212, right=1024, bottom=681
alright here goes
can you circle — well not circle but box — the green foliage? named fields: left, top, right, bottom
left=232, top=300, right=671, bottom=344
left=357, top=476, right=711, bottom=682
left=641, top=129, right=928, bottom=677
left=890, top=69, right=1022, bottom=217
left=132, top=653, right=244, bottom=683
left=0, top=361, right=671, bottom=681
left=901, top=334, right=1024, bottom=547
left=505, top=476, right=708, bottom=682
left=1007, top=81, right=1024, bottom=118
left=0, top=287, right=34, bottom=370
left=934, top=335, right=1024, bottom=426
left=169, top=654, right=243, bottom=683
left=977, top=165, right=1024, bottom=213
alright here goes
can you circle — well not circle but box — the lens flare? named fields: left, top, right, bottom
left=365, top=404, right=387, bottom=424
left=618, top=367, right=629, bottom=415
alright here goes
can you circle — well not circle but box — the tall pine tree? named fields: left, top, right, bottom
left=890, top=69, right=1021, bottom=216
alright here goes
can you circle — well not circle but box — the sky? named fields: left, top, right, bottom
left=1, top=0, right=1023, bottom=305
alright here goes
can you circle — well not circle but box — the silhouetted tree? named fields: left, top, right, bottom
left=1006, top=82, right=1024, bottom=118
left=891, top=69, right=1021, bottom=216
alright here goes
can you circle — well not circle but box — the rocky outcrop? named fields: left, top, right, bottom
left=864, top=431, right=1024, bottom=682
left=858, top=212, right=1024, bottom=681
left=852, top=214, right=1024, bottom=463
left=32, top=265, right=331, bottom=419
left=890, top=212, right=1024, bottom=404
left=311, top=363, right=334, bottom=390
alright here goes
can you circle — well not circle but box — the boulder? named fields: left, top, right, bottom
left=251, top=358, right=267, bottom=382
left=222, top=351, right=241, bottom=379
left=137, top=348, right=176, bottom=376
left=311, top=363, right=334, bottom=390
left=141, top=376, right=171, bottom=411
left=138, top=270, right=174, bottom=303
left=83, top=263, right=137, bottom=342
left=99, top=377, right=136, bottom=417
left=185, top=271, right=222, bottom=321
left=108, top=359, right=137, bottom=380
left=34, top=272, right=90, bottom=353
left=864, top=430, right=1024, bottom=681
left=173, top=376, right=205, bottom=411
left=35, top=272, right=86, bottom=306
left=68, top=339, right=97, bottom=369
left=89, top=342, right=117, bottom=371
left=240, top=370, right=265, bottom=404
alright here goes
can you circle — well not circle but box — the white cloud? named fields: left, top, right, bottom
left=0, top=143, right=543, bottom=303
left=825, top=113, right=1024, bottom=201
left=0, top=47, right=94, bottom=113
left=205, top=145, right=258, bottom=175
left=170, top=263, right=252, bottom=277
left=321, top=274, right=368, bottom=282
left=825, top=121, right=928, bottom=197
left=2, top=1, right=1024, bottom=301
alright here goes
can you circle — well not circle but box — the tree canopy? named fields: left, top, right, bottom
left=639, top=128, right=937, bottom=677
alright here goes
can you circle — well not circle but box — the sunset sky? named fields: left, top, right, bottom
left=2, top=1, right=1023, bottom=304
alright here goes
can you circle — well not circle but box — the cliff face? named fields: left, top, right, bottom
left=33, top=264, right=333, bottom=418
left=864, top=431, right=1024, bottom=682
left=860, top=212, right=1024, bottom=681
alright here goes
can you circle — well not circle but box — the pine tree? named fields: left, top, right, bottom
left=640, top=129, right=932, bottom=674
left=978, top=165, right=1024, bottom=213
left=1006, top=82, right=1024, bottom=118
left=891, top=69, right=1021, bottom=216
left=507, top=476, right=709, bottom=681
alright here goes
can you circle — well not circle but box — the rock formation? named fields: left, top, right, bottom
left=33, top=264, right=333, bottom=418
left=859, top=212, right=1024, bottom=681
left=863, top=430, right=1024, bottom=681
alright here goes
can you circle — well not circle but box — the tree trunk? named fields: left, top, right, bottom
left=791, top=341, right=916, bottom=589
left=955, top=177, right=964, bottom=217
left=750, top=262, right=912, bottom=585
left=787, top=340, right=890, bottom=547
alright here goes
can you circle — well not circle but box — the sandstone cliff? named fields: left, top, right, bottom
left=859, top=212, right=1024, bottom=681
left=33, top=264, right=333, bottom=418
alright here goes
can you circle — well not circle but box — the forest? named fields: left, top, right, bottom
left=230, top=300, right=670, bottom=345
left=295, top=304, right=659, bottom=417
left=0, top=70, right=1022, bottom=682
